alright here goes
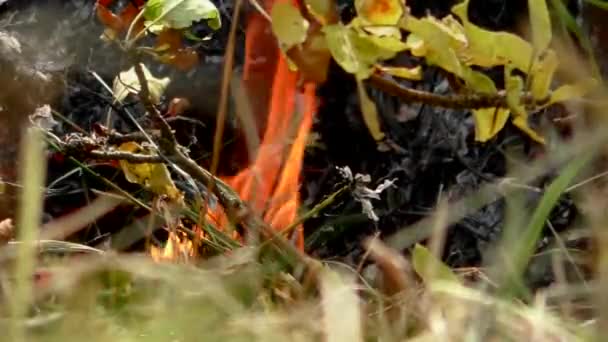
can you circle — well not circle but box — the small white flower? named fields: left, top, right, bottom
left=337, top=166, right=397, bottom=221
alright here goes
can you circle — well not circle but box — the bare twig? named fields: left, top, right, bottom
left=88, top=150, right=163, bottom=163
left=210, top=0, right=242, bottom=178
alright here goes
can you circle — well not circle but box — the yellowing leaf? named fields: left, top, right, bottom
left=512, top=115, right=545, bottom=144
left=271, top=2, right=310, bottom=51
left=113, top=64, right=170, bottom=104
left=505, top=67, right=524, bottom=109
left=304, top=0, right=337, bottom=25
left=403, top=17, right=497, bottom=94
left=144, top=0, right=221, bottom=32
left=530, top=50, right=558, bottom=100
left=377, top=65, right=422, bottom=80
left=362, top=33, right=408, bottom=52
left=356, top=78, right=385, bottom=141
left=404, top=34, right=426, bottom=56
left=361, top=25, right=402, bottom=39
left=451, top=0, right=533, bottom=72
left=323, top=23, right=400, bottom=79
left=473, top=107, right=510, bottom=142
left=403, top=16, right=467, bottom=56
left=462, top=68, right=498, bottom=94
left=355, top=0, right=404, bottom=26
left=118, top=142, right=182, bottom=200
left=402, top=17, right=467, bottom=78
left=548, top=78, right=599, bottom=105
left=412, top=244, right=460, bottom=285
left=528, top=0, right=552, bottom=52
left=505, top=64, right=545, bottom=143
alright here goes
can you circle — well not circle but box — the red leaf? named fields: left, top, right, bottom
left=96, top=4, right=124, bottom=32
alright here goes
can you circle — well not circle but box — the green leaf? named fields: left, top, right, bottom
left=412, top=244, right=460, bottom=285
left=499, top=151, right=593, bottom=296
left=271, top=2, right=310, bottom=51
left=527, top=0, right=552, bottom=52
left=144, top=0, right=221, bottom=32
left=356, top=78, right=385, bottom=141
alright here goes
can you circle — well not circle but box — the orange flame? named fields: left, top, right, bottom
left=150, top=230, right=196, bottom=262
left=155, top=0, right=316, bottom=259
left=212, top=0, right=316, bottom=251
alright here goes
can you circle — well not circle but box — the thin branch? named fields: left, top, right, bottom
left=87, top=150, right=163, bottom=163
left=126, top=48, right=310, bottom=268
left=368, top=73, right=548, bottom=110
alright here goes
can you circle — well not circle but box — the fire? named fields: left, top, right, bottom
left=155, top=0, right=316, bottom=259
left=150, top=230, right=196, bottom=262
left=214, top=0, right=317, bottom=251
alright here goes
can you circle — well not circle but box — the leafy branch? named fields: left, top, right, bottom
left=272, top=0, right=599, bottom=144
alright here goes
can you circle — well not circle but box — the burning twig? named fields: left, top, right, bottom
left=125, top=33, right=313, bottom=269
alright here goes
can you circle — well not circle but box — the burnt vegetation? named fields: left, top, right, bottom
left=0, top=0, right=607, bottom=340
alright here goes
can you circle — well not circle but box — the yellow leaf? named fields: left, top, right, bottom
left=505, top=64, right=544, bottom=143
left=462, top=68, right=498, bottom=94
left=361, top=25, right=402, bottom=39
left=117, top=142, right=182, bottom=200
left=404, top=34, right=426, bottom=57
left=304, top=0, right=336, bottom=25
left=403, top=16, right=467, bottom=55
left=323, top=23, right=401, bottom=79
left=356, top=78, right=385, bottom=141
left=530, top=50, right=558, bottom=100
left=548, top=78, right=599, bottom=105
left=377, top=65, right=422, bottom=81
left=412, top=244, right=460, bottom=285
left=402, top=17, right=466, bottom=78
left=271, top=2, right=310, bottom=51
left=512, top=116, right=545, bottom=144
left=112, top=64, right=170, bottom=105
left=403, top=16, right=499, bottom=94
left=527, top=0, right=552, bottom=52
left=355, top=0, right=404, bottom=26
left=505, top=64, right=525, bottom=111
left=472, top=107, right=510, bottom=142
left=361, top=32, right=408, bottom=52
